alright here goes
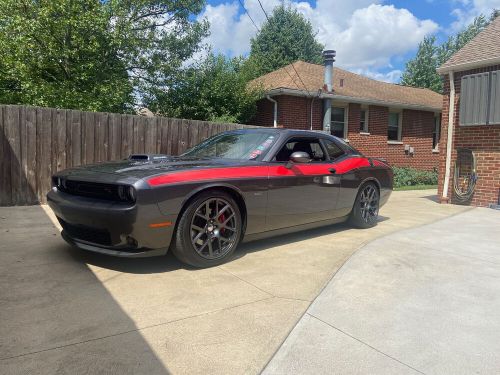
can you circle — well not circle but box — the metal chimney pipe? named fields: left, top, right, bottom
left=322, top=50, right=336, bottom=132
left=323, top=50, right=336, bottom=92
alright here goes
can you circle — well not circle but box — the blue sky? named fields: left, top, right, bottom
left=196, top=0, right=500, bottom=82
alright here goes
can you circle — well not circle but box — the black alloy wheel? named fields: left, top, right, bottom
left=350, top=182, right=379, bottom=228
left=190, top=198, right=238, bottom=260
left=172, top=190, right=242, bottom=268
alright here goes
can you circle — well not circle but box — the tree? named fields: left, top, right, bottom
left=246, top=5, right=324, bottom=78
left=0, top=0, right=208, bottom=112
left=401, top=12, right=497, bottom=93
left=149, top=53, right=262, bottom=123
left=400, top=36, right=442, bottom=93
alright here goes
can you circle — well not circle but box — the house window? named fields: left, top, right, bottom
left=360, top=108, right=369, bottom=133
left=331, top=106, right=347, bottom=139
left=433, top=115, right=441, bottom=150
left=388, top=111, right=402, bottom=141
left=460, top=70, right=500, bottom=125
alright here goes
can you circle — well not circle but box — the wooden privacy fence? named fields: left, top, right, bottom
left=0, top=105, right=254, bottom=206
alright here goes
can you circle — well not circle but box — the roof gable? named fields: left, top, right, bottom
left=438, top=17, right=500, bottom=73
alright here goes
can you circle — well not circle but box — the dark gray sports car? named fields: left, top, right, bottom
left=47, top=128, right=393, bottom=267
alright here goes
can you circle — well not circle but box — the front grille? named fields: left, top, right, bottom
left=59, top=219, right=112, bottom=246
left=53, top=178, right=133, bottom=203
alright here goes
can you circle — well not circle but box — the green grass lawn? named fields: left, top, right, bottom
left=394, top=185, right=438, bottom=191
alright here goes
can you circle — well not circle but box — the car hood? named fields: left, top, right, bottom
left=56, top=156, right=255, bottom=182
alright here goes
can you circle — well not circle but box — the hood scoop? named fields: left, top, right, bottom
left=128, top=154, right=169, bottom=161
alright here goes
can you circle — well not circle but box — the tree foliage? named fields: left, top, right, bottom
left=401, top=12, right=497, bottom=93
left=149, top=53, right=262, bottom=123
left=246, top=5, right=324, bottom=78
left=0, top=0, right=208, bottom=112
left=400, top=36, right=442, bottom=93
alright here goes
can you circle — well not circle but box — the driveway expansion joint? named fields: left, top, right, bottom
left=218, top=265, right=275, bottom=297
left=0, top=296, right=275, bottom=362
left=307, top=313, right=427, bottom=375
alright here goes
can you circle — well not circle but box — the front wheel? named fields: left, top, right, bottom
left=349, top=182, right=379, bottom=228
left=172, top=190, right=243, bottom=268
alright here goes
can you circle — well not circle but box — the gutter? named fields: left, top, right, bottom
left=441, top=71, right=456, bottom=203
left=265, top=88, right=442, bottom=112
left=266, top=95, right=278, bottom=128
left=437, top=56, right=500, bottom=74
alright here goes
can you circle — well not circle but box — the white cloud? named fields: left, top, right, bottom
left=313, top=4, right=438, bottom=69
left=451, top=0, right=500, bottom=30
left=353, top=68, right=403, bottom=83
left=198, top=1, right=438, bottom=80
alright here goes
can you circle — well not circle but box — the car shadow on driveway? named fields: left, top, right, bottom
left=73, top=215, right=390, bottom=274
left=236, top=215, right=389, bottom=257
left=68, top=245, right=186, bottom=274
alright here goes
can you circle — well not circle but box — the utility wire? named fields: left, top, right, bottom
left=237, top=0, right=259, bottom=31
left=256, top=0, right=269, bottom=20
left=239, top=1, right=310, bottom=96
left=254, top=0, right=310, bottom=94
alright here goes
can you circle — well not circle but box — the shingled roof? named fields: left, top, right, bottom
left=251, top=61, right=443, bottom=111
left=438, top=16, right=500, bottom=74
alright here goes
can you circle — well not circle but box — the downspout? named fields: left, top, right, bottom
left=266, top=95, right=278, bottom=128
left=311, top=89, right=321, bottom=130
left=442, top=71, right=455, bottom=202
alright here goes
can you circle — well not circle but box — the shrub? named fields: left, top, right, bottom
left=393, top=167, right=438, bottom=188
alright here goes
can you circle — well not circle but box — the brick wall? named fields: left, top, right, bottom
left=251, top=95, right=440, bottom=171
left=346, top=104, right=438, bottom=170
left=252, top=95, right=322, bottom=130
left=437, top=65, right=500, bottom=207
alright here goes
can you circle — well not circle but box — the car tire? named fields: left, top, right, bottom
left=172, top=190, right=243, bottom=268
left=349, top=182, right=379, bottom=229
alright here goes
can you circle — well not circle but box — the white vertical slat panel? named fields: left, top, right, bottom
left=489, top=70, right=500, bottom=124
left=460, top=72, right=489, bottom=125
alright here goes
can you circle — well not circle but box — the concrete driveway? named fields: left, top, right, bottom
left=264, top=207, right=500, bottom=375
left=0, top=190, right=470, bottom=374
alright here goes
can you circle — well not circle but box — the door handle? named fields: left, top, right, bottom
left=328, top=168, right=336, bottom=174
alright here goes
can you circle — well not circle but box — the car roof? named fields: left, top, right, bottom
left=226, top=127, right=330, bottom=138
left=224, top=127, right=361, bottom=156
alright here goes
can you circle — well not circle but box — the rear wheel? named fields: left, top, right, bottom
left=172, top=190, right=242, bottom=268
left=349, top=182, right=379, bottom=228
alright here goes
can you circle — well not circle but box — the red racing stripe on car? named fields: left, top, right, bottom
left=372, top=159, right=388, bottom=167
left=333, top=157, right=371, bottom=173
left=147, top=157, right=370, bottom=186
left=147, top=166, right=270, bottom=186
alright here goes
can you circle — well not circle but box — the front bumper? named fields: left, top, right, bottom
left=47, top=188, right=176, bottom=257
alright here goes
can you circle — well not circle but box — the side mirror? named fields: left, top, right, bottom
left=286, top=151, right=312, bottom=168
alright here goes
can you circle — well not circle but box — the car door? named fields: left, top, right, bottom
left=265, top=136, right=342, bottom=231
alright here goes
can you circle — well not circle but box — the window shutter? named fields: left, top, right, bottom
left=489, top=70, right=500, bottom=124
left=459, top=72, right=489, bottom=125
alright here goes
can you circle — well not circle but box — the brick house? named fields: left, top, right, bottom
left=437, top=17, right=500, bottom=207
left=249, top=56, right=443, bottom=170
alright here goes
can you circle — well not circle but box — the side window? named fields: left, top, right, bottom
left=274, top=138, right=326, bottom=162
left=310, top=142, right=325, bottom=161
left=322, top=140, right=345, bottom=161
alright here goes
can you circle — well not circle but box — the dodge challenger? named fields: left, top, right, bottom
left=47, top=128, right=393, bottom=268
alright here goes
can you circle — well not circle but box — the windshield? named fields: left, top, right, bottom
left=182, top=131, right=277, bottom=160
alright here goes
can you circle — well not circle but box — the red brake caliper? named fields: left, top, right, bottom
left=218, top=213, right=225, bottom=235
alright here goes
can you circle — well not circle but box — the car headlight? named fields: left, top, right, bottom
left=118, top=185, right=136, bottom=202
left=128, top=186, right=136, bottom=202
